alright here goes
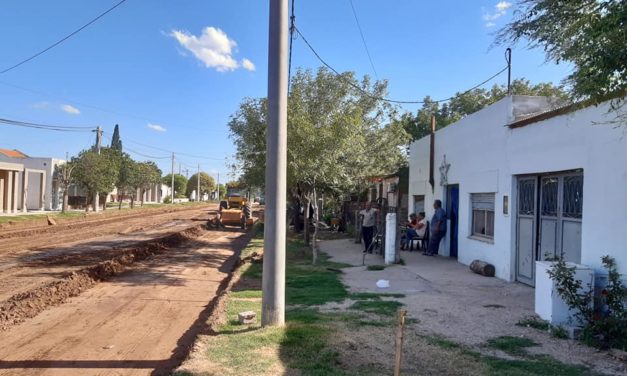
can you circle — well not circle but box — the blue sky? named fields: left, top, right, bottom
left=0, top=0, right=571, bottom=180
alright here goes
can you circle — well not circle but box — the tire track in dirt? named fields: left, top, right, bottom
left=0, top=226, right=254, bottom=376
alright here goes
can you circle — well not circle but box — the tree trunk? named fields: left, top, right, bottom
left=101, top=194, right=107, bottom=211
left=130, top=195, right=135, bottom=209
left=85, top=194, right=90, bottom=213
left=62, top=188, right=69, bottom=213
left=469, top=260, right=496, bottom=277
left=118, top=192, right=123, bottom=210
left=304, top=193, right=311, bottom=245
left=141, top=189, right=145, bottom=207
left=312, top=187, right=319, bottom=265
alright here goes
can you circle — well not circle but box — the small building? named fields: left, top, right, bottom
left=408, top=96, right=626, bottom=284
left=0, top=149, right=50, bottom=213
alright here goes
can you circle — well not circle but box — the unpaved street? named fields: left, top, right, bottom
left=0, top=228, right=249, bottom=376
left=0, top=204, right=254, bottom=375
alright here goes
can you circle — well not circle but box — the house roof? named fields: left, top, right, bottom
left=0, top=148, right=28, bottom=158
left=508, top=91, right=626, bottom=129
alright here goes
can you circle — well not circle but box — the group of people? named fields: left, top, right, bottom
left=359, top=199, right=447, bottom=256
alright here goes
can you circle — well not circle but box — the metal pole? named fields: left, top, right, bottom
left=197, top=164, right=201, bottom=201
left=262, top=0, right=288, bottom=327
left=171, top=153, right=175, bottom=202
left=93, top=126, right=102, bottom=213
left=506, top=48, right=512, bottom=95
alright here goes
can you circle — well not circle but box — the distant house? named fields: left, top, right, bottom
left=0, top=148, right=55, bottom=213
left=408, top=96, right=626, bottom=284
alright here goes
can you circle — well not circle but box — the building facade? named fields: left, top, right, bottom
left=408, top=96, right=626, bottom=284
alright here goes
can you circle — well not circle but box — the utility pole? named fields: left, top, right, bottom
left=197, top=164, right=201, bottom=201
left=171, top=153, right=175, bottom=202
left=506, top=48, right=512, bottom=95
left=217, top=172, right=220, bottom=200
left=178, top=163, right=181, bottom=176
left=262, top=0, right=288, bottom=327
left=93, top=126, right=102, bottom=213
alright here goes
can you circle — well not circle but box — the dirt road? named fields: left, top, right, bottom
left=0, top=227, right=250, bottom=376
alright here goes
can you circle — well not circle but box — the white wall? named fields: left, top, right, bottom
left=408, top=96, right=627, bottom=280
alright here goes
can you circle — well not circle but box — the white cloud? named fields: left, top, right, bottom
left=241, top=58, right=256, bottom=71
left=169, top=26, right=254, bottom=72
left=483, top=1, right=513, bottom=27
left=147, top=123, right=166, bottom=132
left=496, top=1, right=512, bottom=11
left=60, top=104, right=80, bottom=115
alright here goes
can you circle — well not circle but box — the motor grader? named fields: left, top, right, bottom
left=211, top=185, right=254, bottom=229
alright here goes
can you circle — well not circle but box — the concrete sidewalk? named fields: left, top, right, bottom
left=320, top=238, right=627, bottom=375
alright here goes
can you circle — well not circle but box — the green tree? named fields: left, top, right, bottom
left=229, top=67, right=409, bottom=260
left=395, top=79, right=569, bottom=142
left=186, top=172, right=215, bottom=199
left=133, top=162, right=162, bottom=206
left=162, top=173, right=187, bottom=198
left=115, top=152, right=136, bottom=209
left=110, top=124, right=123, bottom=151
left=71, top=147, right=121, bottom=211
left=497, top=0, right=626, bottom=100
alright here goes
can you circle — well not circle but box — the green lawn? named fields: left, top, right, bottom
left=176, top=230, right=598, bottom=376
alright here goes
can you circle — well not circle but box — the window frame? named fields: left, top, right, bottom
left=470, top=193, right=495, bottom=240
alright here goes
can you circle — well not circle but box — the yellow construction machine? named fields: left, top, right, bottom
left=215, top=185, right=254, bottom=229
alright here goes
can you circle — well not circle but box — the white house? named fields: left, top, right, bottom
left=0, top=149, right=55, bottom=212
left=408, top=95, right=626, bottom=284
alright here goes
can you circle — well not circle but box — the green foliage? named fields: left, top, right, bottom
left=548, top=256, right=627, bottom=350
left=110, top=124, right=123, bottom=151
left=395, top=79, right=569, bottom=142
left=516, top=316, right=550, bottom=331
left=551, top=325, right=569, bottom=339
left=162, top=173, right=188, bottom=197
left=228, top=67, right=409, bottom=196
left=366, top=265, right=386, bottom=271
left=486, top=336, right=538, bottom=356
left=185, top=172, right=215, bottom=198
left=350, top=300, right=404, bottom=316
left=497, top=0, right=626, bottom=101
left=71, top=147, right=120, bottom=198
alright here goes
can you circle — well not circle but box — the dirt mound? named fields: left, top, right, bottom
left=0, top=224, right=205, bottom=331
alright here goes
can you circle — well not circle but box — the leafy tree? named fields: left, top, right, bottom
left=54, top=160, right=76, bottom=213
left=497, top=0, right=626, bottom=100
left=396, top=79, right=569, bottom=141
left=186, top=172, right=215, bottom=199
left=110, top=124, right=123, bottom=151
left=71, top=147, right=121, bottom=211
left=132, top=162, right=162, bottom=206
left=217, top=183, right=226, bottom=200
left=229, top=67, right=409, bottom=260
left=162, top=173, right=187, bottom=198
left=115, top=152, right=136, bottom=209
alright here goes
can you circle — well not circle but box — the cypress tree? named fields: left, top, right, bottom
left=111, top=124, right=123, bottom=151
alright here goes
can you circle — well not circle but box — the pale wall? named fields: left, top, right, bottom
left=408, top=96, right=627, bottom=280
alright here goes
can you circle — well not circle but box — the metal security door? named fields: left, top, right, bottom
left=446, top=185, right=459, bottom=258
left=516, top=178, right=537, bottom=285
left=539, top=173, right=583, bottom=263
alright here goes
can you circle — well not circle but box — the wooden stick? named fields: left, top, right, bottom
left=394, top=309, right=407, bottom=376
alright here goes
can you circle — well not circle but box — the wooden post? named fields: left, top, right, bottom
left=394, top=309, right=407, bottom=376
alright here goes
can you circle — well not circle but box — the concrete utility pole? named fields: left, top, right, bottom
left=262, top=0, right=288, bottom=327
left=197, top=164, right=201, bottom=201
left=171, top=153, right=175, bottom=201
left=93, top=126, right=103, bottom=213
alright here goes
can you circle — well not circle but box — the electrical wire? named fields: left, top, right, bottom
left=348, top=0, right=378, bottom=79
left=101, top=130, right=226, bottom=161
left=295, top=26, right=509, bottom=105
left=288, top=0, right=296, bottom=89
left=0, top=117, right=96, bottom=132
left=0, top=0, right=129, bottom=75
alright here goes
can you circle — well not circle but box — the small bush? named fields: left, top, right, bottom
left=517, top=316, right=550, bottom=331
left=551, top=325, right=569, bottom=339
left=366, top=265, right=386, bottom=271
left=163, top=195, right=172, bottom=204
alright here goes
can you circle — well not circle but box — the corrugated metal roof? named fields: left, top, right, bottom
left=0, top=148, right=28, bottom=158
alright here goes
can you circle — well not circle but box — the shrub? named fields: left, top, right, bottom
left=163, top=195, right=172, bottom=204
left=548, top=256, right=626, bottom=350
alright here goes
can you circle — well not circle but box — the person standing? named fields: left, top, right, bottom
left=360, top=202, right=378, bottom=253
left=425, top=200, right=446, bottom=256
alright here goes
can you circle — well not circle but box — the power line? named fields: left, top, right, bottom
left=288, top=0, right=296, bottom=88
left=295, top=26, right=508, bottom=105
left=101, top=130, right=226, bottom=161
left=0, top=80, right=228, bottom=135
left=348, top=0, right=378, bottom=79
left=0, top=0, right=128, bottom=75
left=0, top=117, right=96, bottom=132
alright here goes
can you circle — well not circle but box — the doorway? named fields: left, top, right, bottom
left=446, top=185, right=459, bottom=258
left=516, top=172, right=583, bottom=286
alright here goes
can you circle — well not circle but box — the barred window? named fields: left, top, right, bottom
left=471, top=193, right=495, bottom=239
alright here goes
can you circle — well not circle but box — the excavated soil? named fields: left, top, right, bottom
left=0, top=226, right=204, bottom=330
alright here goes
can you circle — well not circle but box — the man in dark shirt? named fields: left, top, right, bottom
left=425, top=199, right=446, bottom=256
